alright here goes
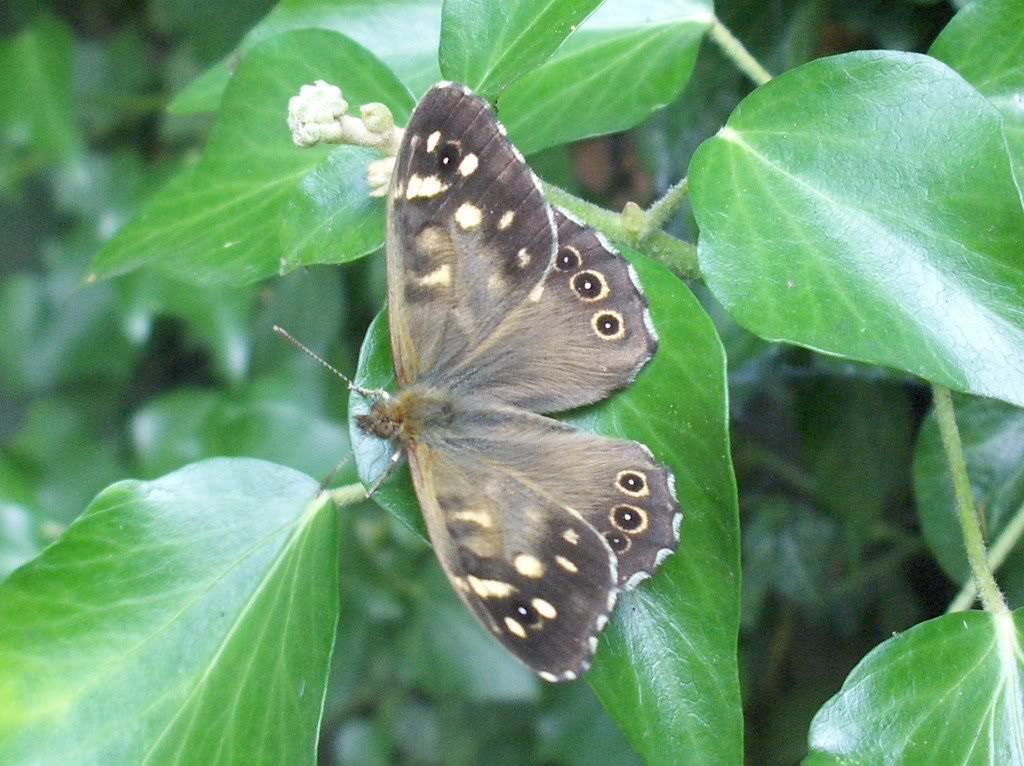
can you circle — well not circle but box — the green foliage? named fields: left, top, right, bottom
left=2, top=0, right=1024, bottom=764
left=0, top=460, right=338, bottom=763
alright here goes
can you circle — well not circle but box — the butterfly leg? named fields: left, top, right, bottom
left=366, top=448, right=405, bottom=498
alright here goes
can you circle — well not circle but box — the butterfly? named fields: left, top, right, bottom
left=355, top=82, right=681, bottom=682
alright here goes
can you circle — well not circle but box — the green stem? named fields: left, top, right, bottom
left=709, top=17, right=773, bottom=86
left=542, top=182, right=701, bottom=280
left=948, top=499, right=1024, bottom=613
left=640, top=176, right=690, bottom=240
left=329, top=482, right=368, bottom=508
left=932, top=385, right=1009, bottom=616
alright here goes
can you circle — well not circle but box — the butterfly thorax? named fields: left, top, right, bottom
left=355, top=385, right=455, bottom=444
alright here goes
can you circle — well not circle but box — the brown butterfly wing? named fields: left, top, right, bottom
left=384, top=83, right=556, bottom=386
left=440, top=209, right=659, bottom=413
left=407, top=434, right=617, bottom=681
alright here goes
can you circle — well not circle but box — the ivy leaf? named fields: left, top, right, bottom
left=170, top=0, right=444, bottom=114
left=930, top=0, right=1024, bottom=201
left=914, top=394, right=1024, bottom=605
left=690, top=51, right=1024, bottom=408
left=0, top=459, right=338, bottom=764
left=497, top=0, right=714, bottom=155
left=348, top=254, right=743, bottom=765
left=439, top=0, right=603, bottom=98
left=92, top=29, right=414, bottom=286
left=806, top=609, right=1024, bottom=764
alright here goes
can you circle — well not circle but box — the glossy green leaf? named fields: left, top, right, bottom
left=0, top=459, right=338, bottom=764
left=497, top=0, right=714, bottom=155
left=348, top=254, right=742, bottom=764
left=930, top=0, right=1024, bottom=201
left=914, top=395, right=1024, bottom=604
left=132, top=385, right=352, bottom=482
left=690, top=51, right=1024, bottom=407
left=439, top=0, right=603, bottom=97
left=93, top=30, right=414, bottom=285
left=0, top=14, right=81, bottom=184
left=806, top=609, right=1024, bottom=764
left=169, top=0, right=443, bottom=114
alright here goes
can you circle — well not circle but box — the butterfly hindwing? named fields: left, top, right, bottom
left=385, top=83, right=556, bottom=386
left=407, top=437, right=617, bottom=680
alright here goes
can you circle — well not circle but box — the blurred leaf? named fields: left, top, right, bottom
left=806, top=609, right=1024, bottom=764
left=5, top=396, right=130, bottom=525
left=132, top=384, right=352, bottom=482
left=930, top=0, right=1024, bottom=201
left=93, top=30, right=414, bottom=286
left=538, top=682, right=642, bottom=766
left=690, top=51, right=1024, bottom=408
left=0, top=502, right=39, bottom=579
left=914, top=395, right=1024, bottom=604
left=796, top=377, right=915, bottom=541
left=0, top=271, right=136, bottom=393
left=742, top=497, right=839, bottom=627
left=498, top=0, right=714, bottom=155
left=0, top=459, right=338, bottom=764
left=150, top=0, right=276, bottom=63
left=439, top=0, right=603, bottom=97
left=349, top=254, right=743, bottom=765
left=74, top=27, right=154, bottom=136
left=0, top=14, right=81, bottom=187
left=117, top=271, right=256, bottom=382
left=170, top=0, right=444, bottom=114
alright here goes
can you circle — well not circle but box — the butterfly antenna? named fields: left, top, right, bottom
left=272, top=325, right=388, bottom=400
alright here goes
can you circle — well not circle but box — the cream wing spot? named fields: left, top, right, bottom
left=406, top=174, right=449, bottom=200
left=504, top=617, right=527, bottom=638
left=517, top=248, right=531, bottom=268
left=555, top=555, right=578, bottom=574
left=467, top=576, right=515, bottom=599
left=532, top=599, right=557, bottom=620
left=450, top=509, right=493, bottom=527
left=562, top=529, right=579, bottom=545
left=426, top=130, right=441, bottom=152
left=417, top=264, right=451, bottom=286
left=455, top=203, right=482, bottom=229
left=458, top=153, right=479, bottom=176
left=539, top=671, right=558, bottom=683
left=498, top=211, right=515, bottom=230
left=514, top=554, right=544, bottom=578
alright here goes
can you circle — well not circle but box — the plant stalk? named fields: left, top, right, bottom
left=329, top=482, right=368, bottom=508
left=709, top=18, right=773, bottom=86
left=543, top=182, right=701, bottom=280
left=932, top=385, right=1009, bottom=616
left=948, top=499, right=1024, bottom=612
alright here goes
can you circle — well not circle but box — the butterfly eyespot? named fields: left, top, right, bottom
left=511, top=600, right=541, bottom=627
left=555, top=245, right=581, bottom=271
left=616, top=470, right=649, bottom=497
left=605, top=531, right=631, bottom=553
left=438, top=142, right=462, bottom=174
left=571, top=270, right=609, bottom=301
left=592, top=311, right=625, bottom=340
left=611, top=505, right=648, bottom=534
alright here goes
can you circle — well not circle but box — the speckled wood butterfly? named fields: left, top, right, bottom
left=356, top=82, right=681, bottom=682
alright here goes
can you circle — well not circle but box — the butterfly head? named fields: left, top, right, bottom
left=354, top=386, right=455, bottom=444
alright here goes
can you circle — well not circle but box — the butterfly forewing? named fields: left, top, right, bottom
left=385, top=83, right=556, bottom=386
